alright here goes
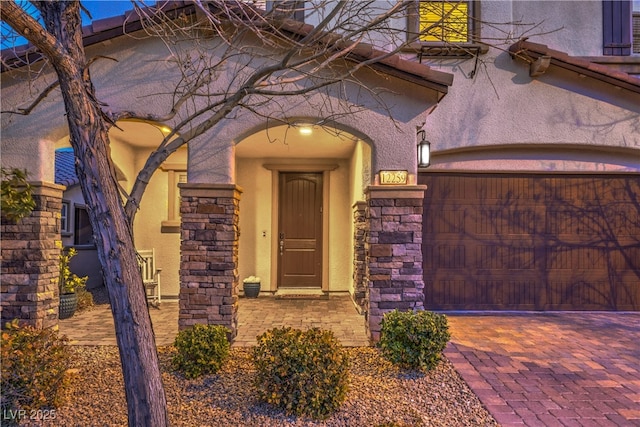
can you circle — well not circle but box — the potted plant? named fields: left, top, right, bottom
left=242, top=276, right=261, bottom=298
left=58, top=248, right=88, bottom=319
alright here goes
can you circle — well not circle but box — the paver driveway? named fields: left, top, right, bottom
left=444, top=313, right=640, bottom=426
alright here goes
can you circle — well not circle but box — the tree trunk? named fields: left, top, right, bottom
left=35, top=3, right=169, bottom=426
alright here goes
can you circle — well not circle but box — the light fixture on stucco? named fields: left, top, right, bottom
left=417, top=129, right=431, bottom=168
left=291, top=121, right=314, bottom=135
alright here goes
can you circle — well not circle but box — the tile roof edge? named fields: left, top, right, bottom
left=2, top=1, right=453, bottom=92
left=508, top=40, right=640, bottom=94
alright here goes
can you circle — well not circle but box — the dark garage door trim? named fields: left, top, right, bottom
left=419, top=172, right=640, bottom=311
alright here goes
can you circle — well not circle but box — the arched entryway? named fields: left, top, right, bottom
left=235, top=122, right=371, bottom=299
left=53, top=120, right=185, bottom=300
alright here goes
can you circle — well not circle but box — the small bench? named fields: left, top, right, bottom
left=138, top=249, right=161, bottom=307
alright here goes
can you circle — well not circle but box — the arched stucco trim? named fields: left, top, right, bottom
left=189, top=74, right=436, bottom=184
left=232, top=117, right=374, bottom=149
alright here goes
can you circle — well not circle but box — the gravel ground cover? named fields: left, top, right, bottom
left=26, top=346, right=497, bottom=427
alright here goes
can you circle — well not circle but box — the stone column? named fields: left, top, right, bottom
left=352, top=201, right=367, bottom=313
left=179, top=184, right=242, bottom=339
left=1, top=182, right=64, bottom=330
left=364, top=185, right=426, bottom=342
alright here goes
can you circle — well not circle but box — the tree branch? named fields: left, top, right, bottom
left=0, top=0, right=67, bottom=65
left=0, top=79, right=60, bottom=115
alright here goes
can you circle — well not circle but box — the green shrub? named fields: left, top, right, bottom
left=58, top=248, right=88, bottom=295
left=0, top=319, right=73, bottom=413
left=1, top=168, right=35, bottom=222
left=253, top=327, right=349, bottom=420
left=172, top=324, right=230, bottom=379
left=378, top=309, right=451, bottom=372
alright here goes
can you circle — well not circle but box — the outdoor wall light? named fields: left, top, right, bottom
left=417, top=129, right=431, bottom=168
left=291, top=121, right=314, bottom=135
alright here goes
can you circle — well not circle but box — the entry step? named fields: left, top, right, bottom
left=274, top=288, right=328, bottom=299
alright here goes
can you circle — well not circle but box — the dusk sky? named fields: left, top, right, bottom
left=82, top=0, right=138, bottom=21
left=1, top=1, right=139, bottom=49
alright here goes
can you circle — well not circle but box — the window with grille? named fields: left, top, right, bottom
left=418, top=1, right=471, bottom=43
left=160, top=164, right=187, bottom=233
left=61, top=201, right=70, bottom=234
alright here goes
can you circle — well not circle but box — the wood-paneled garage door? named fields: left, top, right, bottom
left=419, top=173, right=640, bottom=310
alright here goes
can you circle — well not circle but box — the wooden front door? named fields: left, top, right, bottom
left=278, top=172, right=323, bottom=288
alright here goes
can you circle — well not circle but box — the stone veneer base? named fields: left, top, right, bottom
left=364, top=185, right=427, bottom=342
left=1, top=182, right=65, bottom=330
left=178, top=184, right=242, bottom=339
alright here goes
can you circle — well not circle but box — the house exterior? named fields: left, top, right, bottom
left=1, top=1, right=638, bottom=338
left=419, top=1, right=640, bottom=311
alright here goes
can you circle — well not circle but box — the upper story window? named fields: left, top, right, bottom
left=419, top=1, right=471, bottom=43
left=409, top=1, right=482, bottom=58
left=602, top=0, right=638, bottom=55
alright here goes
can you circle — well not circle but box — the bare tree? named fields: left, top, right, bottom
left=1, top=1, right=546, bottom=425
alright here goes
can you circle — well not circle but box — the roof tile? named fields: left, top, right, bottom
left=55, top=148, right=79, bottom=187
left=2, top=2, right=453, bottom=92
left=509, top=40, right=640, bottom=94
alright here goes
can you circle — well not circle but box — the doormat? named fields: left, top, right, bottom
left=275, top=294, right=329, bottom=300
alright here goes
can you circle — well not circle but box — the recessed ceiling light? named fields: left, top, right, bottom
left=299, top=126, right=313, bottom=135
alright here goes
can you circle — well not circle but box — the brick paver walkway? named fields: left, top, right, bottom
left=445, top=313, right=640, bottom=426
left=59, top=294, right=369, bottom=347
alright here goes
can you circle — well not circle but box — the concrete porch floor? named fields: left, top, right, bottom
left=58, top=293, right=370, bottom=347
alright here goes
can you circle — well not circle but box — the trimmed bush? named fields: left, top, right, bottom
left=378, top=309, right=451, bottom=372
left=172, top=324, right=230, bottom=379
left=0, top=319, right=73, bottom=413
left=76, top=285, right=94, bottom=312
left=253, top=327, right=349, bottom=419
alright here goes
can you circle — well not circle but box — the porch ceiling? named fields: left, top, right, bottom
left=87, top=120, right=170, bottom=149
left=60, top=120, right=357, bottom=160
left=235, top=124, right=358, bottom=159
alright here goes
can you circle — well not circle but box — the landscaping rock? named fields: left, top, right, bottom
left=31, top=346, right=497, bottom=426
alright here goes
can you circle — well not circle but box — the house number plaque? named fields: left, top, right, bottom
left=379, top=170, right=408, bottom=185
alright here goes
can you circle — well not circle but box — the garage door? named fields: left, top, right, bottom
left=419, top=173, right=640, bottom=310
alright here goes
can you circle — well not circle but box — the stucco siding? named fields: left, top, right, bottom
left=237, top=158, right=273, bottom=290
left=508, top=1, right=603, bottom=57
left=133, top=148, right=187, bottom=298
left=423, top=2, right=640, bottom=171
left=328, top=160, right=352, bottom=292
